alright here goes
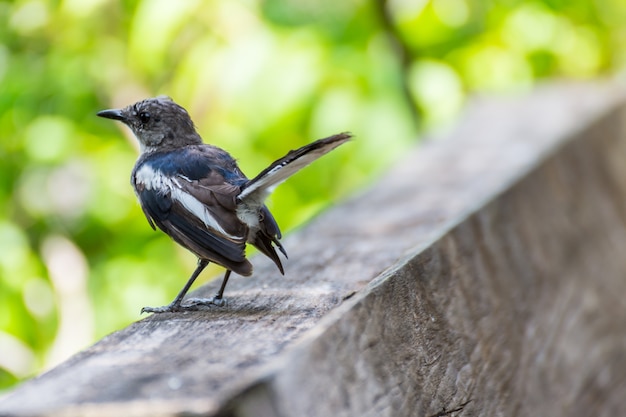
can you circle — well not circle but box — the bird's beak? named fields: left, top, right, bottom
left=97, top=108, right=126, bottom=122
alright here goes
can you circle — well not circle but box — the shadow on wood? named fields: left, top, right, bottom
left=2, top=81, right=626, bottom=417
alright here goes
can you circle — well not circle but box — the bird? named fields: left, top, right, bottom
left=97, top=96, right=351, bottom=313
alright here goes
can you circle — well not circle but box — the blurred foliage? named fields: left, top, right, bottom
left=0, top=0, right=624, bottom=391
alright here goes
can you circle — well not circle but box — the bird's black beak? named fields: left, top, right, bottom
left=97, top=108, right=126, bottom=122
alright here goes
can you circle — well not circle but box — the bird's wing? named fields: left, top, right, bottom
left=238, top=132, right=352, bottom=203
left=133, top=148, right=252, bottom=275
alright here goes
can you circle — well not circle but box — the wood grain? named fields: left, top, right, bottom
left=2, top=82, right=626, bottom=417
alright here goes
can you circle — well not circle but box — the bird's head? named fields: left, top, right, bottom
left=97, top=96, right=202, bottom=152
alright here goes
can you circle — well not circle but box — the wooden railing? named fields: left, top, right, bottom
left=2, top=81, right=626, bottom=417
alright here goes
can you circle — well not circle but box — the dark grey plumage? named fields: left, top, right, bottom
left=97, top=96, right=351, bottom=313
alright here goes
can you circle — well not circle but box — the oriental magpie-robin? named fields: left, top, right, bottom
left=97, top=96, right=351, bottom=313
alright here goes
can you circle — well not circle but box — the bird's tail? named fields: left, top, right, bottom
left=238, top=132, right=352, bottom=203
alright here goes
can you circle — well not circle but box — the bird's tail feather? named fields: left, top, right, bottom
left=238, top=132, right=352, bottom=203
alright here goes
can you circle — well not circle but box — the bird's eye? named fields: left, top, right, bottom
left=138, top=112, right=151, bottom=124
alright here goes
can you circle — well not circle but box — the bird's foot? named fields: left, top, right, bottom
left=141, top=303, right=185, bottom=314
left=185, top=296, right=227, bottom=308
left=141, top=296, right=226, bottom=314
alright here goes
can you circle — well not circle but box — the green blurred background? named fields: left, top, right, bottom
left=0, top=0, right=624, bottom=391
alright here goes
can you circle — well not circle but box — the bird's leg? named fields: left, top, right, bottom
left=141, top=259, right=209, bottom=314
left=185, top=270, right=231, bottom=308
left=215, top=269, right=231, bottom=300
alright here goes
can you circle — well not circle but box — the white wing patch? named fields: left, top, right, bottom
left=135, top=164, right=240, bottom=240
left=135, top=163, right=170, bottom=191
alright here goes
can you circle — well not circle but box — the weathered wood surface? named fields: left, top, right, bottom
left=2, top=81, right=626, bottom=417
